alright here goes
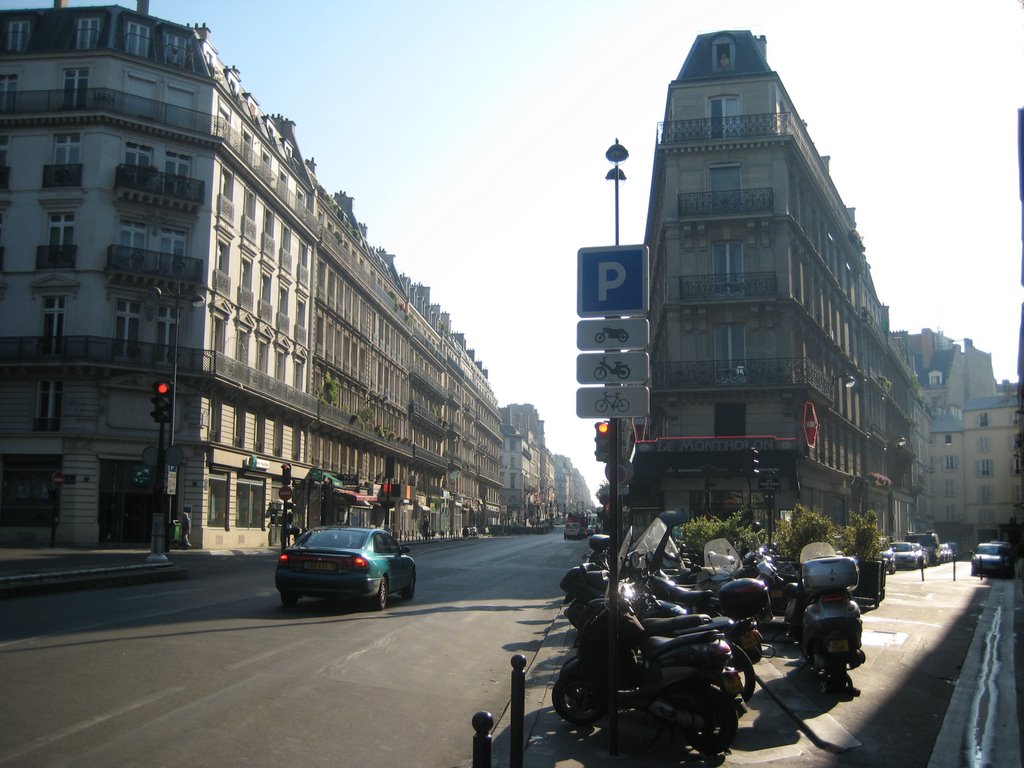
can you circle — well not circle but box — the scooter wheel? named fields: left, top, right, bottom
left=731, top=645, right=757, bottom=702
left=552, top=670, right=607, bottom=725
left=669, top=683, right=738, bottom=756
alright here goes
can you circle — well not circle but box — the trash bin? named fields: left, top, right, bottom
left=170, top=521, right=182, bottom=545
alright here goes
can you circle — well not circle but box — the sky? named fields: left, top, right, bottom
left=8, top=0, right=1022, bottom=502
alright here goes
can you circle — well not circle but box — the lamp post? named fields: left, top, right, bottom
left=604, top=138, right=628, bottom=756
left=151, top=283, right=205, bottom=550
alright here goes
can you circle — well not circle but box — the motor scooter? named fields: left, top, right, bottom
left=783, top=542, right=865, bottom=693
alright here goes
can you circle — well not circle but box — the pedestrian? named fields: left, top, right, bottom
left=180, top=508, right=191, bottom=549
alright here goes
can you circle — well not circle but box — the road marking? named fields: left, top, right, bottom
left=119, top=587, right=204, bottom=601
left=0, top=686, right=183, bottom=765
left=861, top=630, right=908, bottom=646
left=863, top=615, right=942, bottom=629
left=227, top=638, right=313, bottom=671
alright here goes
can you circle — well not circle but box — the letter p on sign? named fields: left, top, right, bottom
left=598, top=261, right=626, bottom=301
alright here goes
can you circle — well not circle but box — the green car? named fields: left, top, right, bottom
left=275, top=526, right=416, bottom=610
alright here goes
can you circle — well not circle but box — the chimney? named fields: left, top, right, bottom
left=137, top=0, right=150, bottom=15
left=54, top=0, right=69, bottom=8
left=755, top=35, right=768, bottom=62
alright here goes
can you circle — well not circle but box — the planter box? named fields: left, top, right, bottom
left=852, top=558, right=886, bottom=608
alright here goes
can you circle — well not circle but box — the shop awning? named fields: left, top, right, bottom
left=337, top=491, right=376, bottom=509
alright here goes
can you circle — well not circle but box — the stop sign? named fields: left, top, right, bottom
left=278, top=485, right=293, bottom=501
left=51, top=471, right=64, bottom=488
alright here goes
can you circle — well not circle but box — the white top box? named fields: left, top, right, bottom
left=802, top=556, right=859, bottom=591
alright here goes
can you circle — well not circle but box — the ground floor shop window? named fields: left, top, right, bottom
left=235, top=477, right=265, bottom=528
left=1, top=455, right=60, bottom=526
left=209, top=472, right=228, bottom=528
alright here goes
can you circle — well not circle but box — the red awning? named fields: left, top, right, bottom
left=336, top=490, right=377, bottom=508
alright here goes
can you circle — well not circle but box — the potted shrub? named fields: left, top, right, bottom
left=841, top=509, right=887, bottom=608
left=773, top=504, right=838, bottom=562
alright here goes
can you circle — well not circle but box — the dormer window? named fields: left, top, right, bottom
left=712, top=37, right=735, bottom=72
left=5, top=20, right=30, bottom=52
left=164, top=32, right=189, bottom=67
left=125, top=20, right=151, bottom=57
left=74, top=18, right=100, bottom=50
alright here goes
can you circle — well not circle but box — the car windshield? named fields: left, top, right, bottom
left=892, top=543, right=913, bottom=552
left=975, top=544, right=1002, bottom=556
left=299, top=529, right=368, bottom=550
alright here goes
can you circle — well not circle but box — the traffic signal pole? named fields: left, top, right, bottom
left=607, top=416, right=620, bottom=753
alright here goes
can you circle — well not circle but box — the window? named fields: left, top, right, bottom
left=48, top=213, right=75, bottom=247
left=36, top=381, right=62, bottom=431
left=159, top=227, right=186, bottom=257
left=41, top=296, right=66, bottom=354
left=977, top=436, right=990, bottom=453
left=119, top=220, right=146, bottom=255
left=255, top=415, right=266, bottom=452
left=713, top=323, right=746, bottom=382
left=943, top=455, right=958, bottom=471
left=74, top=18, right=100, bottom=50
left=62, top=68, right=88, bottom=109
left=235, top=332, right=249, bottom=364
left=256, top=340, right=269, bottom=373
left=125, top=20, right=151, bottom=57
left=53, top=134, right=81, bottom=164
left=978, top=459, right=993, bottom=477
left=220, top=169, right=234, bottom=200
left=114, top=299, right=141, bottom=357
left=275, top=349, right=286, bottom=381
left=979, top=485, right=992, bottom=503
left=234, top=406, right=247, bottom=448
left=978, top=413, right=989, bottom=427
left=943, top=478, right=955, bottom=497
left=944, top=434, right=953, bottom=446
left=709, top=164, right=741, bottom=213
left=155, top=305, right=175, bottom=364
left=0, top=74, right=16, bottom=111
left=712, top=38, right=735, bottom=71
left=712, top=241, right=744, bottom=295
left=217, top=241, right=231, bottom=273
left=165, top=150, right=191, bottom=177
left=928, top=371, right=943, bottom=386
left=125, top=141, right=153, bottom=167
left=5, top=20, right=30, bottom=52
left=164, top=32, right=188, bottom=66
left=709, top=96, right=739, bottom=138
left=208, top=472, right=228, bottom=528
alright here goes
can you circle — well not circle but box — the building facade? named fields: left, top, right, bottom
left=0, top=1, right=505, bottom=548
left=632, top=31, right=924, bottom=536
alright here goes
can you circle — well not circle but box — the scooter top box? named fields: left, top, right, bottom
left=802, top=556, right=859, bottom=590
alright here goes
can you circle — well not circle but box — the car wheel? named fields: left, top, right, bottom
left=280, top=591, right=299, bottom=608
left=370, top=576, right=389, bottom=611
left=400, top=569, right=416, bottom=600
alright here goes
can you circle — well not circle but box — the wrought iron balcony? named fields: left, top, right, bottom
left=678, top=188, right=773, bottom=217
left=0, top=335, right=210, bottom=374
left=106, top=245, right=204, bottom=282
left=42, top=163, right=82, bottom=187
left=237, top=285, right=254, bottom=311
left=659, top=112, right=794, bottom=144
left=679, top=271, right=777, bottom=301
left=115, top=164, right=205, bottom=207
left=653, top=356, right=830, bottom=393
left=36, top=245, right=76, bottom=269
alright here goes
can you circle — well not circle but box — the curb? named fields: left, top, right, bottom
left=0, top=563, right=188, bottom=599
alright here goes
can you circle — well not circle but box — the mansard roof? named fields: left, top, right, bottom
left=676, top=30, right=772, bottom=81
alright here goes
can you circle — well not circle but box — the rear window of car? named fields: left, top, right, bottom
left=975, top=544, right=1004, bottom=556
left=302, top=529, right=368, bottom=549
left=893, top=543, right=912, bottom=552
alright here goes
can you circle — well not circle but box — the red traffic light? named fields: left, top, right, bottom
left=594, top=420, right=612, bottom=462
left=154, top=381, right=171, bottom=396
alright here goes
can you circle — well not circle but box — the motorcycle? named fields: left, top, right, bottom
left=783, top=542, right=865, bottom=693
left=593, top=355, right=631, bottom=380
left=552, top=530, right=743, bottom=755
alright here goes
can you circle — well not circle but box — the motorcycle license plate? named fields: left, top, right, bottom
left=740, top=631, right=758, bottom=650
left=770, top=589, right=783, bottom=599
left=723, top=672, right=743, bottom=696
left=827, top=639, right=849, bottom=653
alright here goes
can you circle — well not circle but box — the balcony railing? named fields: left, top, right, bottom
left=678, top=188, right=773, bottom=217
left=106, top=245, right=204, bottom=282
left=659, top=112, right=793, bottom=144
left=42, top=163, right=82, bottom=187
left=679, top=271, right=777, bottom=301
left=115, top=164, right=205, bottom=205
left=653, top=356, right=830, bottom=393
left=36, top=245, right=76, bottom=269
left=236, top=285, right=254, bottom=311
left=257, top=299, right=273, bottom=321
left=212, top=269, right=232, bottom=297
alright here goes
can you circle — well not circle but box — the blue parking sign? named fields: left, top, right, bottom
left=577, top=245, right=648, bottom=317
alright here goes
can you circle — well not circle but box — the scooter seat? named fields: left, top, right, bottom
left=643, top=629, right=723, bottom=660
left=642, top=614, right=708, bottom=637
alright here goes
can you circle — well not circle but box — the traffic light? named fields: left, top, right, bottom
left=150, top=381, right=173, bottom=424
left=281, top=463, right=292, bottom=485
left=594, top=421, right=611, bottom=462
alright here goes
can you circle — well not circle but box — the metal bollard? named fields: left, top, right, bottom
left=510, top=654, right=526, bottom=768
left=146, top=513, right=169, bottom=564
left=471, top=711, right=493, bottom=768
left=920, top=558, right=925, bottom=581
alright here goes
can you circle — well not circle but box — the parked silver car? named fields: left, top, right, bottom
left=890, top=541, right=925, bottom=570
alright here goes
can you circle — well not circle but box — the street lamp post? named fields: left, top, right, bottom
left=604, top=138, right=628, bottom=756
left=151, top=283, right=205, bottom=550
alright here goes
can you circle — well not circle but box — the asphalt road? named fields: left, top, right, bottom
left=0, top=535, right=577, bottom=768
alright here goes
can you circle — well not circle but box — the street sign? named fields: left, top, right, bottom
left=576, top=351, right=649, bottom=385
left=166, top=465, right=178, bottom=496
left=278, top=485, right=293, bottom=501
left=576, top=385, right=650, bottom=419
left=51, top=471, right=64, bottom=488
left=576, top=318, right=649, bottom=351
left=758, top=473, right=781, bottom=492
left=142, top=446, right=158, bottom=467
left=605, top=460, right=634, bottom=484
left=577, top=245, right=649, bottom=317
